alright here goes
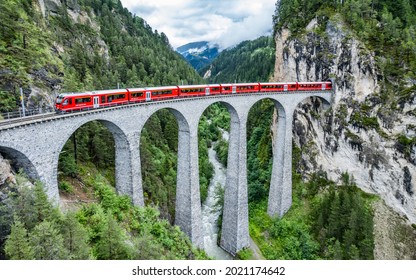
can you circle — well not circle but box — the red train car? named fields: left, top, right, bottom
left=55, top=89, right=129, bottom=112
left=220, top=83, right=260, bottom=94
left=297, top=82, right=332, bottom=91
left=259, top=82, right=298, bottom=92
left=235, top=83, right=260, bottom=93
left=144, top=86, right=179, bottom=101
left=127, top=88, right=147, bottom=103
left=93, top=89, right=129, bottom=107
left=178, top=84, right=221, bottom=97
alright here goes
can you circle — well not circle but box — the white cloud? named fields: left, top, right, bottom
left=120, top=0, right=276, bottom=49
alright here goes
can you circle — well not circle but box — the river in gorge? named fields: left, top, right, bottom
left=201, top=135, right=234, bottom=260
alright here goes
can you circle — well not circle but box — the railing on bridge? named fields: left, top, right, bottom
left=0, top=108, right=55, bottom=125
left=1, top=108, right=54, bottom=119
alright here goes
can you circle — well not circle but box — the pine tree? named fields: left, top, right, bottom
left=4, top=217, right=34, bottom=260
left=12, top=182, right=36, bottom=230
left=95, top=212, right=132, bottom=260
left=30, top=220, right=68, bottom=260
left=61, top=212, right=92, bottom=259
left=33, top=181, right=60, bottom=223
left=347, top=244, right=360, bottom=260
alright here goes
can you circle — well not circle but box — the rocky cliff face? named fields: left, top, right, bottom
left=16, top=0, right=110, bottom=111
left=272, top=18, right=416, bottom=225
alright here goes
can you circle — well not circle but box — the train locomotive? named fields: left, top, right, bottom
left=55, top=81, right=332, bottom=113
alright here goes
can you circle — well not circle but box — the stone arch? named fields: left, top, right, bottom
left=264, top=93, right=332, bottom=218
left=0, top=145, right=39, bottom=181
left=245, top=97, right=286, bottom=197
left=294, top=94, right=332, bottom=112
left=246, top=96, right=292, bottom=218
left=139, top=107, right=183, bottom=220
left=140, top=106, right=203, bottom=247
left=196, top=101, right=235, bottom=257
left=55, top=117, right=133, bottom=200
left=197, top=100, right=249, bottom=255
left=199, top=100, right=240, bottom=127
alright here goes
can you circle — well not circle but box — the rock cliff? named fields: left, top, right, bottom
left=272, top=18, right=416, bottom=224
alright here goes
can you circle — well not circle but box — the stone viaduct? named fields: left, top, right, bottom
left=0, top=91, right=331, bottom=255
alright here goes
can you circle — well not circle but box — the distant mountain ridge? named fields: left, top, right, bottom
left=176, top=41, right=220, bottom=71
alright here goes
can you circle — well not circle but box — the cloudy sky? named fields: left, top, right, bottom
left=119, top=0, right=276, bottom=49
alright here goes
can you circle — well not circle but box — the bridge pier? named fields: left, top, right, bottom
left=175, top=118, right=203, bottom=248
left=220, top=109, right=249, bottom=255
left=116, top=133, right=144, bottom=206
left=36, top=153, right=60, bottom=205
left=268, top=105, right=294, bottom=217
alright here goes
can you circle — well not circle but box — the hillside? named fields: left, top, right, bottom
left=272, top=0, right=415, bottom=222
left=0, top=0, right=203, bottom=111
left=200, top=36, right=275, bottom=82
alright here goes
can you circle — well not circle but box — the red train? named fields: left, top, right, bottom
left=55, top=81, right=332, bottom=113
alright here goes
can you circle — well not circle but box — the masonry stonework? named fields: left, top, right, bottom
left=0, top=92, right=331, bottom=255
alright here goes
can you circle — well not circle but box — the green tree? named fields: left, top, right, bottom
left=61, top=212, right=92, bottom=259
left=30, top=220, right=68, bottom=260
left=33, top=181, right=60, bottom=224
left=95, top=212, right=132, bottom=259
left=12, top=180, right=37, bottom=230
left=4, top=217, right=34, bottom=260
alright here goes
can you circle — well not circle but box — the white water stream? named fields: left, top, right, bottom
left=201, top=134, right=233, bottom=260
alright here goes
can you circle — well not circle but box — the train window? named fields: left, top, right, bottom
left=75, top=97, right=91, bottom=104
left=56, top=95, right=64, bottom=104
left=223, top=87, right=230, bottom=91
left=153, top=90, right=172, bottom=95
left=62, top=99, right=68, bottom=105
left=101, top=96, right=105, bottom=103
left=181, top=88, right=203, bottom=93
left=107, top=94, right=126, bottom=101
left=132, top=92, right=143, bottom=98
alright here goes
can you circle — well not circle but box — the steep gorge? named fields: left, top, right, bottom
left=272, top=13, right=416, bottom=258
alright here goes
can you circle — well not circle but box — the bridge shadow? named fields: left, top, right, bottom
left=0, top=146, right=39, bottom=181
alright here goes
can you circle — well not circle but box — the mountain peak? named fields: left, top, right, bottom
left=176, top=41, right=220, bottom=71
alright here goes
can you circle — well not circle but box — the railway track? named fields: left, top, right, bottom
left=0, top=112, right=57, bottom=127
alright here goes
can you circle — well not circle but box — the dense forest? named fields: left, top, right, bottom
left=199, top=36, right=276, bottom=83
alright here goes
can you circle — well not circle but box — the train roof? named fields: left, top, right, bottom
left=90, top=89, right=128, bottom=94
left=178, top=84, right=210, bottom=89
left=297, top=81, right=331, bottom=84
left=259, top=82, right=297, bottom=85
left=126, top=87, right=146, bottom=92
left=144, top=86, right=179, bottom=91
left=58, top=89, right=127, bottom=97
left=220, top=82, right=260, bottom=86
